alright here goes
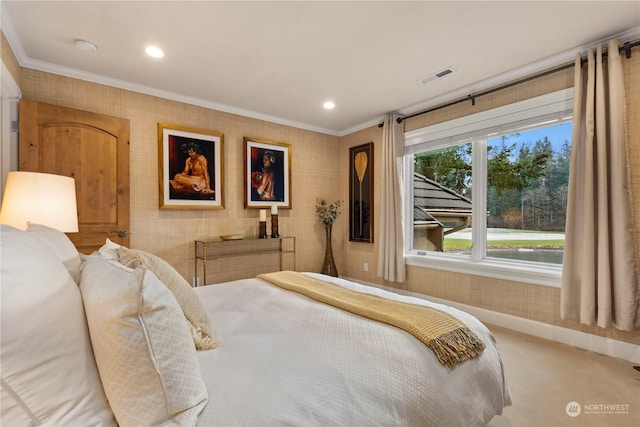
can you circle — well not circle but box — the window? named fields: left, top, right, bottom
left=403, top=89, right=573, bottom=286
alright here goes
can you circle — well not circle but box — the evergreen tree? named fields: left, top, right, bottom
left=414, top=131, right=567, bottom=232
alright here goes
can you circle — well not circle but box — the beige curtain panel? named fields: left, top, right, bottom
left=377, top=114, right=406, bottom=283
left=561, top=40, right=639, bottom=331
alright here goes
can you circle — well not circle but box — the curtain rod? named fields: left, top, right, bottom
left=379, top=39, right=640, bottom=127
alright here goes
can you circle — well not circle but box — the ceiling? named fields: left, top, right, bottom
left=2, top=1, right=639, bottom=136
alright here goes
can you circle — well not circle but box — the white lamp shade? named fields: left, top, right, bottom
left=0, top=171, right=79, bottom=232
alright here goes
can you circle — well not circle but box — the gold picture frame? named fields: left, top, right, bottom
left=244, top=137, right=292, bottom=209
left=158, top=123, right=224, bottom=209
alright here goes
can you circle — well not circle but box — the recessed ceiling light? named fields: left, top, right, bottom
left=145, top=45, right=164, bottom=58
left=74, top=39, right=97, bottom=53
left=323, top=101, right=335, bottom=110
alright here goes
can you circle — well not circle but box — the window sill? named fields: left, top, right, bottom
left=405, top=252, right=562, bottom=287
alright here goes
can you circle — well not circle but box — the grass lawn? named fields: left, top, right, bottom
left=444, top=238, right=565, bottom=251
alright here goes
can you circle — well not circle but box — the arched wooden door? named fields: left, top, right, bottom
left=19, top=99, right=130, bottom=253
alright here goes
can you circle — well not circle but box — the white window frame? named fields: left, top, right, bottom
left=403, top=88, right=574, bottom=287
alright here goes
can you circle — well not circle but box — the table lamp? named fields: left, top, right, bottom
left=0, top=171, right=79, bottom=232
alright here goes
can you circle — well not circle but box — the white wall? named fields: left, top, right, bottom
left=0, top=59, right=21, bottom=202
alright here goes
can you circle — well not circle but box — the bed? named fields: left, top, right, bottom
left=1, top=223, right=511, bottom=426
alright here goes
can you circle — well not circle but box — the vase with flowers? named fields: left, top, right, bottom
left=315, top=198, right=342, bottom=277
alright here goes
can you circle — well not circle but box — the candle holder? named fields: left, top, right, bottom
left=270, top=214, right=280, bottom=238
left=258, top=209, right=268, bottom=238
left=258, top=221, right=268, bottom=239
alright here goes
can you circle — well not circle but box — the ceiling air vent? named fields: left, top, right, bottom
left=418, top=67, right=456, bottom=84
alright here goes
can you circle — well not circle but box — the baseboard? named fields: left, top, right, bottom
left=345, top=276, right=640, bottom=364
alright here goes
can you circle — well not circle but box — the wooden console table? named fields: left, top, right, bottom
left=194, top=236, right=295, bottom=285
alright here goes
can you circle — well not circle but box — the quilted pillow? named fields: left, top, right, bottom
left=115, top=246, right=219, bottom=350
left=25, top=222, right=82, bottom=283
left=0, top=225, right=115, bottom=426
left=79, top=256, right=208, bottom=426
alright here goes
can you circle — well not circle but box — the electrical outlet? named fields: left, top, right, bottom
left=363, top=262, right=368, bottom=272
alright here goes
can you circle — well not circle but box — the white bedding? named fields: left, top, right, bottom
left=194, top=273, right=511, bottom=426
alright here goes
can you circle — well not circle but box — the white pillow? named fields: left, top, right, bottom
left=0, top=225, right=116, bottom=426
left=98, top=237, right=122, bottom=260
left=116, top=246, right=219, bottom=350
left=79, top=255, right=208, bottom=426
left=25, top=222, right=82, bottom=283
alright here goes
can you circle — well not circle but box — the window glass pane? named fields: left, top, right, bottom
left=413, top=143, right=473, bottom=254
left=486, top=122, right=572, bottom=264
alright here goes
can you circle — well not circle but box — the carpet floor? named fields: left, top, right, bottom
left=486, top=324, right=639, bottom=427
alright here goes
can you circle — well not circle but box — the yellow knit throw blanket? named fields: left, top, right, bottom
left=257, top=271, right=485, bottom=368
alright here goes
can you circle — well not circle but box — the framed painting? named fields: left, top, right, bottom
left=349, top=142, right=373, bottom=242
left=158, top=123, right=224, bottom=209
left=244, top=137, right=291, bottom=209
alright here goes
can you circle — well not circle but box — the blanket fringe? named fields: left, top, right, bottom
left=429, top=327, right=486, bottom=368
